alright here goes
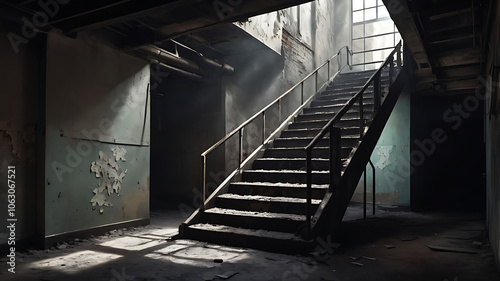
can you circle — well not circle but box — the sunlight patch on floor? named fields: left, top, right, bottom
left=29, top=250, right=122, bottom=272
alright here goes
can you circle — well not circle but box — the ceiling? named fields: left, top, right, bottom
left=384, top=0, right=490, bottom=95
left=0, top=0, right=310, bottom=56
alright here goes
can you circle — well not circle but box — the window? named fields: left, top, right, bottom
left=351, top=0, right=401, bottom=70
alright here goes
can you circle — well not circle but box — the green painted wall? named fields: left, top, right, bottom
left=353, top=87, right=411, bottom=206
left=44, top=32, right=150, bottom=237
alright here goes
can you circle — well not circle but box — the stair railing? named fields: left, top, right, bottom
left=200, top=46, right=353, bottom=210
left=304, top=41, right=402, bottom=237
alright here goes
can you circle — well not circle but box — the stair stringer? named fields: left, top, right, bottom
left=311, top=67, right=409, bottom=238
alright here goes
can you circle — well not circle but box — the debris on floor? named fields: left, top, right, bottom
left=426, top=245, right=478, bottom=254
left=351, top=261, right=364, bottom=267
left=215, top=271, right=239, bottom=279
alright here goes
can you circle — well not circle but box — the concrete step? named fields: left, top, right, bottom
left=311, top=95, right=374, bottom=107
left=280, top=127, right=363, bottom=138
left=228, top=182, right=328, bottom=199
left=288, top=118, right=364, bottom=129
left=295, top=110, right=372, bottom=122
left=200, top=208, right=306, bottom=233
left=252, top=157, right=349, bottom=170
left=241, top=169, right=330, bottom=184
left=215, top=193, right=322, bottom=214
left=272, top=135, right=359, bottom=148
left=182, top=223, right=315, bottom=254
left=303, top=104, right=373, bottom=115
left=263, top=146, right=352, bottom=158
left=317, top=90, right=375, bottom=100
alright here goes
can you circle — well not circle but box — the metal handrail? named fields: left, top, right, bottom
left=200, top=45, right=353, bottom=209
left=304, top=41, right=402, bottom=237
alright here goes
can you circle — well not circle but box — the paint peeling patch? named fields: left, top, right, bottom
left=5, top=129, right=36, bottom=161
left=375, top=146, right=394, bottom=170
left=90, top=147, right=127, bottom=209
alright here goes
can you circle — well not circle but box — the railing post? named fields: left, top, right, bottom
left=329, top=126, right=341, bottom=193
left=262, top=112, right=266, bottom=143
left=301, top=83, right=304, bottom=105
left=397, top=45, right=402, bottom=67
left=347, top=47, right=350, bottom=66
left=328, top=60, right=330, bottom=79
left=359, top=93, right=364, bottom=139
left=389, top=56, right=394, bottom=84
left=373, top=71, right=381, bottom=112
left=363, top=167, right=367, bottom=219
left=201, top=155, right=206, bottom=210
left=315, top=72, right=318, bottom=93
left=239, top=128, right=243, bottom=168
left=369, top=160, right=376, bottom=215
left=306, top=148, right=313, bottom=239
left=278, top=99, right=282, bottom=123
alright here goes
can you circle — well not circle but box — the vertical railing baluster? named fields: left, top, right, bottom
left=397, top=45, right=402, bottom=67
left=359, top=92, right=364, bottom=139
left=363, top=167, right=367, bottom=219
left=201, top=155, right=206, bottom=210
left=330, top=126, right=341, bottom=193
left=306, top=148, right=313, bottom=239
left=262, top=112, right=266, bottom=143
left=301, top=83, right=304, bottom=105
left=328, top=60, right=330, bottom=79
left=315, top=72, right=318, bottom=93
left=278, top=99, right=282, bottom=123
left=370, top=160, right=376, bottom=215
left=389, top=56, right=394, bottom=84
left=374, top=71, right=381, bottom=112
left=239, top=128, right=243, bottom=168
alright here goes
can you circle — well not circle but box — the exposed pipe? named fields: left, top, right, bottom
left=140, top=45, right=202, bottom=75
left=139, top=44, right=235, bottom=78
left=150, top=59, right=204, bottom=81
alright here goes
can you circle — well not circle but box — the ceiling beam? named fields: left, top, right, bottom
left=382, top=0, right=432, bottom=71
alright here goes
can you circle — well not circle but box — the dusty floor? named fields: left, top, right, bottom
left=1, top=205, right=498, bottom=281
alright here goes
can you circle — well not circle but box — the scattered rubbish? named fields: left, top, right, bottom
left=118, top=229, right=123, bottom=236
left=351, top=261, right=364, bottom=267
left=57, top=244, right=67, bottom=250
left=349, top=256, right=361, bottom=261
left=399, top=236, right=417, bottom=241
left=384, top=245, right=395, bottom=249
left=213, top=259, right=223, bottom=263
left=426, top=245, right=478, bottom=254
left=362, top=256, right=377, bottom=261
left=472, top=241, right=483, bottom=246
left=215, top=271, right=239, bottom=279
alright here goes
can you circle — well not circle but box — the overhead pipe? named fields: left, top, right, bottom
left=150, top=59, right=204, bottom=81
left=139, top=44, right=234, bottom=78
left=140, top=45, right=202, bottom=75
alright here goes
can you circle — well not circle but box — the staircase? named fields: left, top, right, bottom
left=179, top=69, right=403, bottom=253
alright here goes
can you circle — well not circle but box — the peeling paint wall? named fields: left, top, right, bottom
left=352, top=88, right=411, bottom=206
left=45, top=32, right=150, bottom=237
left=0, top=22, right=41, bottom=245
left=224, top=0, right=338, bottom=172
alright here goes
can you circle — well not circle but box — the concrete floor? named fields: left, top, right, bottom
left=1, top=205, right=498, bottom=281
